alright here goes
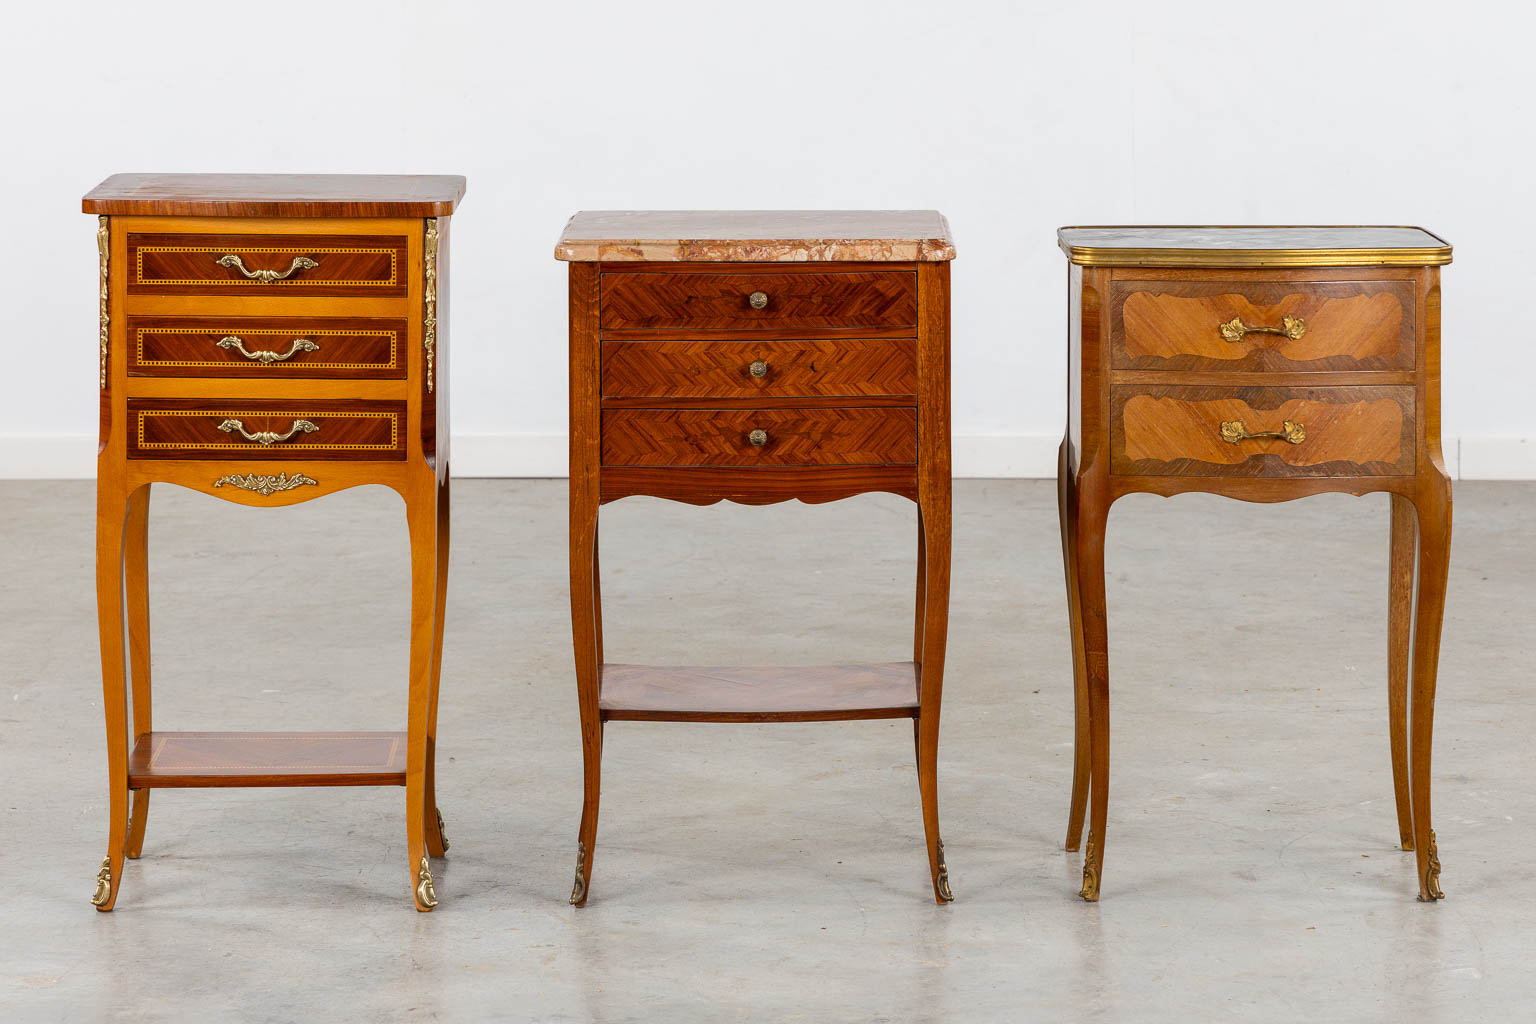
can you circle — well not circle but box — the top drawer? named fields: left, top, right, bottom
left=127, top=233, right=409, bottom=297
left=600, top=270, right=917, bottom=331
left=1110, top=277, right=1416, bottom=372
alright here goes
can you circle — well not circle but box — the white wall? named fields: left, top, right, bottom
left=3, top=0, right=1532, bottom=478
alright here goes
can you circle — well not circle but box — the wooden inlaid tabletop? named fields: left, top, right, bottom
left=1057, top=226, right=1451, bottom=268
left=556, top=210, right=956, bottom=262
left=83, top=173, right=467, bottom=217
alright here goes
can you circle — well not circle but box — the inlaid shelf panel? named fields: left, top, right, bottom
left=598, top=663, right=921, bottom=723
left=127, top=731, right=408, bottom=788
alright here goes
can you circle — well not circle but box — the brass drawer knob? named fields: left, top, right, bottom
left=748, top=290, right=769, bottom=310
left=217, top=418, right=320, bottom=446
left=1219, top=419, right=1306, bottom=445
left=748, top=428, right=769, bottom=447
left=748, top=360, right=769, bottom=378
left=214, top=254, right=319, bottom=284
left=1218, top=315, right=1306, bottom=343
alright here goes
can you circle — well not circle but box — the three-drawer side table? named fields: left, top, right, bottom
left=84, top=174, right=463, bottom=911
left=1056, top=226, right=1453, bottom=902
left=557, top=211, right=957, bottom=904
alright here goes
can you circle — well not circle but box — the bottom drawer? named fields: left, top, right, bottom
left=128, top=399, right=406, bottom=461
left=602, top=408, right=917, bottom=467
left=1111, top=384, right=1415, bottom=477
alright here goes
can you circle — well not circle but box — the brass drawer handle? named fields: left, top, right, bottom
left=748, top=359, right=769, bottom=378
left=748, top=428, right=769, bottom=447
left=748, top=290, right=769, bottom=310
left=1219, top=315, right=1306, bottom=343
left=214, top=254, right=319, bottom=284
left=1220, top=419, right=1306, bottom=445
left=216, top=335, right=320, bottom=364
left=217, top=418, right=319, bottom=446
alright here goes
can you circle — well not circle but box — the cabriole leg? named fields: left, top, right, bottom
left=570, top=504, right=601, bottom=906
left=93, top=483, right=138, bottom=910
left=404, top=481, right=440, bottom=910
left=914, top=507, right=927, bottom=665
left=1059, top=441, right=1091, bottom=852
left=916, top=488, right=953, bottom=903
left=425, top=474, right=451, bottom=858
left=124, top=484, right=153, bottom=860
left=1387, top=492, right=1416, bottom=851
left=1409, top=475, right=1452, bottom=901
left=1072, top=487, right=1111, bottom=901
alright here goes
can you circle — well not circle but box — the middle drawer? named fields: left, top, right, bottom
left=603, top=339, right=916, bottom=399
left=127, top=316, right=408, bottom=379
left=602, top=408, right=917, bottom=467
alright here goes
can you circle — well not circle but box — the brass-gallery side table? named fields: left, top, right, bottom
left=1057, top=226, right=1453, bottom=902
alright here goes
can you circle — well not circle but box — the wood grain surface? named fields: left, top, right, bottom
left=127, top=731, right=407, bottom=787
left=601, top=338, right=916, bottom=399
left=1113, top=277, right=1414, bottom=371
left=600, top=270, right=917, bottom=330
left=598, top=663, right=920, bottom=722
left=127, top=232, right=409, bottom=297
left=1112, top=385, right=1413, bottom=477
left=126, top=315, right=407, bottom=378
left=127, top=398, right=406, bottom=461
left=84, top=174, right=465, bottom=217
left=599, top=465, right=918, bottom=505
left=601, top=407, right=916, bottom=467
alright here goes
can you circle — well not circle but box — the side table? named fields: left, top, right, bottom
left=84, top=173, right=463, bottom=911
left=1057, top=226, right=1453, bottom=902
left=557, top=210, right=957, bottom=904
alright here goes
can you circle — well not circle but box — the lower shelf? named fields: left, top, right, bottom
left=598, top=662, right=920, bottom=723
left=127, top=731, right=407, bottom=788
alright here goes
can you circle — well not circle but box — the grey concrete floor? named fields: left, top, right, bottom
left=2, top=479, right=1533, bottom=1023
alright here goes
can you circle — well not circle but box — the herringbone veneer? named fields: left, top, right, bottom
left=601, top=407, right=916, bottom=466
left=602, top=338, right=917, bottom=398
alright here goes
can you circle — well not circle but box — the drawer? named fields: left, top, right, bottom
left=1111, top=385, right=1414, bottom=477
left=1111, top=278, right=1415, bottom=371
left=602, top=339, right=917, bottom=399
left=126, top=316, right=407, bottom=379
left=127, top=233, right=408, bottom=297
left=127, top=399, right=406, bottom=461
left=600, top=271, right=917, bottom=331
left=602, top=408, right=916, bottom=467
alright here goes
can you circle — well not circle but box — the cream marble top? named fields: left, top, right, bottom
left=1058, top=226, right=1451, bottom=267
left=556, top=210, right=955, bottom=262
